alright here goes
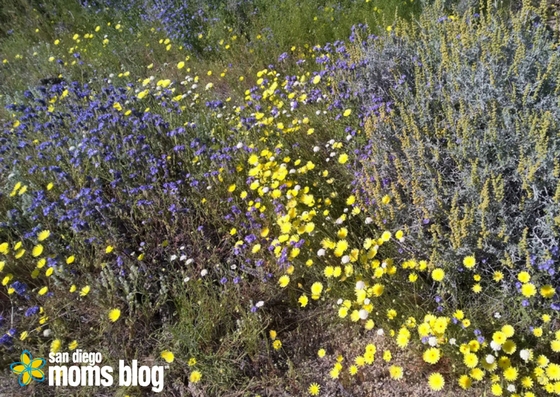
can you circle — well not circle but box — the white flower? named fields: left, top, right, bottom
left=255, top=301, right=264, bottom=308
left=377, top=328, right=385, bottom=336
left=490, top=341, right=502, bottom=351
left=186, top=258, right=194, bottom=265
left=486, top=355, right=495, bottom=364
left=507, top=384, right=516, bottom=393
left=449, top=338, right=456, bottom=346
left=313, top=146, right=320, bottom=152
left=317, top=249, right=326, bottom=257
left=341, top=255, right=350, bottom=264
left=200, top=269, right=208, bottom=277
left=337, top=298, right=343, bottom=305
left=43, top=329, right=52, bottom=337
left=364, top=298, right=370, bottom=305
left=179, top=255, right=187, bottom=261
left=494, top=312, right=501, bottom=319
left=359, top=309, right=369, bottom=320
left=428, top=337, right=438, bottom=347
left=520, top=349, right=531, bottom=362
left=236, top=142, right=243, bottom=149
left=355, top=281, right=366, bottom=290
left=365, top=217, right=373, bottom=224
left=170, top=255, right=177, bottom=261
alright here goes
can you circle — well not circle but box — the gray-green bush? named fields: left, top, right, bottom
left=352, top=0, right=560, bottom=319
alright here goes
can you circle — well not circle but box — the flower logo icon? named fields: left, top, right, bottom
left=10, top=350, right=46, bottom=386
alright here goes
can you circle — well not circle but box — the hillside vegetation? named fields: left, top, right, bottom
left=1, top=0, right=559, bottom=396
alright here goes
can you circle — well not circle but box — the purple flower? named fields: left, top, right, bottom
left=10, top=281, right=27, bottom=296
left=244, top=234, right=257, bottom=244
left=25, top=306, right=40, bottom=317
left=0, top=333, right=13, bottom=346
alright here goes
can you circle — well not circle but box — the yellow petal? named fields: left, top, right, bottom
left=20, top=371, right=32, bottom=385
left=11, top=364, right=26, bottom=374
left=161, top=350, right=174, bottom=363
left=108, top=308, right=121, bottom=322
